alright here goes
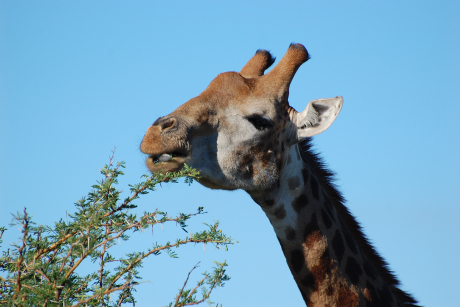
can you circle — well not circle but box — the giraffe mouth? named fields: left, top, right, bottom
left=145, top=150, right=189, bottom=173
left=149, top=152, right=185, bottom=164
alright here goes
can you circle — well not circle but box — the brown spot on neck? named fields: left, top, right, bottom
left=304, top=230, right=322, bottom=249
left=337, top=284, right=359, bottom=307
left=285, top=226, right=296, bottom=240
left=274, top=205, right=287, bottom=219
left=309, top=249, right=334, bottom=292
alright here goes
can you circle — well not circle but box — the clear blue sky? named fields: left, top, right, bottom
left=1, top=1, right=459, bottom=306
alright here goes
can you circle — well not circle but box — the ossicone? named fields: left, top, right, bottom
left=258, top=43, right=310, bottom=102
left=240, top=49, right=276, bottom=78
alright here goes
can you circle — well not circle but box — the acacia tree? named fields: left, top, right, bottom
left=0, top=154, right=232, bottom=306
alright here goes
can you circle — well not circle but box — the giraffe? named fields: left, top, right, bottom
left=140, top=44, right=420, bottom=307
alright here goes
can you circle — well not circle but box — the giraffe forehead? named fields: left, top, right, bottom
left=223, top=100, right=280, bottom=119
left=172, top=72, right=287, bottom=120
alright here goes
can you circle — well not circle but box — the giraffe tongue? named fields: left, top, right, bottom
left=158, top=153, right=172, bottom=162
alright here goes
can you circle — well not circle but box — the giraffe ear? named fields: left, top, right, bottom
left=291, top=96, right=343, bottom=140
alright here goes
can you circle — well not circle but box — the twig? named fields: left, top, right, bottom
left=181, top=265, right=226, bottom=307
left=174, top=262, right=201, bottom=306
left=13, top=209, right=29, bottom=300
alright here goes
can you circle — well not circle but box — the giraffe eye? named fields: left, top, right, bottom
left=247, top=115, right=273, bottom=131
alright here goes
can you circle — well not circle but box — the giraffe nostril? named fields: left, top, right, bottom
left=158, top=117, right=177, bottom=132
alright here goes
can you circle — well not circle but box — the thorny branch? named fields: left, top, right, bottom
left=172, top=261, right=229, bottom=307
left=0, top=157, right=232, bottom=306
left=175, top=262, right=201, bottom=306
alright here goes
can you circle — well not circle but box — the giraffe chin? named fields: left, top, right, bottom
left=146, top=156, right=236, bottom=190
left=196, top=177, right=237, bottom=191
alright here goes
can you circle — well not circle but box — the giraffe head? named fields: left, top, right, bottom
left=140, top=44, right=342, bottom=191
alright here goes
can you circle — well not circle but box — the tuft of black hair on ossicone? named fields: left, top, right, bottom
left=289, top=43, right=311, bottom=61
left=255, top=49, right=276, bottom=69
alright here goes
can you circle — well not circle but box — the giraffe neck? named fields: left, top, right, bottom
left=249, top=141, right=415, bottom=307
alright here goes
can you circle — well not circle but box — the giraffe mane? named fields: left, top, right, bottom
left=299, top=138, right=421, bottom=307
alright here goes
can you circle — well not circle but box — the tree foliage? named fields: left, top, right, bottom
left=0, top=154, right=232, bottom=306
